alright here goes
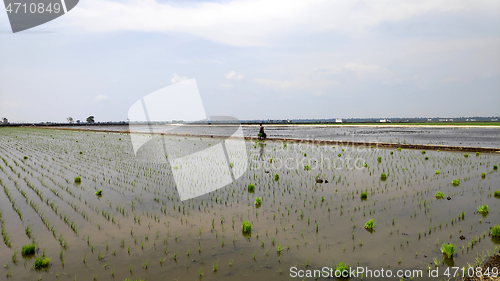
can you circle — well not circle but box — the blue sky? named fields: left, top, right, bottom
left=0, top=0, right=499, bottom=123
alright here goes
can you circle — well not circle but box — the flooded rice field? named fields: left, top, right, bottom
left=0, top=127, right=499, bottom=280
left=65, top=124, right=500, bottom=148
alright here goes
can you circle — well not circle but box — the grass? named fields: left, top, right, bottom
left=74, top=176, right=81, bottom=183
left=451, top=179, right=460, bottom=186
left=476, top=204, right=489, bottom=214
left=360, top=192, right=367, bottom=199
left=21, top=243, right=36, bottom=255
left=247, top=184, right=255, bottom=192
left=494, top=190, right=500, bottom=197
left=440, top=243, right=456, bottom=259
left=95, top=190, right=102, bottom=196
left=254, top=197, right=261, bottom=206
left=435, top=191, right=444, bottom=199
left=242, top=221, right=251, bottom=234
left=34, top=256, right=50, bottom=268
left=364, top=219, right=374, bottom=229
left=490, top=225, right=500, bottom=237
left=380, top=173, right=387, bottom=180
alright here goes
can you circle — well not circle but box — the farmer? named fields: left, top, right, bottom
left=258, top=123, right=267, bottom=140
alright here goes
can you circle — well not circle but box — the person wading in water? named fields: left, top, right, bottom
left=258, top=123, right=267, bottom=140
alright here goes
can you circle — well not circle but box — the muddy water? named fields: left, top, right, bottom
left=66, top=124, right=500, bottom=148
left=0, top=127, right=499, bottom=281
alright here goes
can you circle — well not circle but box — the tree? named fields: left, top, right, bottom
left=67, top=117, right=74, bottom=124
left=86, top=116, right=95, bottom=124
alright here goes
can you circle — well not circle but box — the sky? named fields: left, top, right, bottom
left=0, top=0, right=499, bottom=123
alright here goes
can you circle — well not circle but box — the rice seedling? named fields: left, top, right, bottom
left=242, top=221, right=251, bottom=234
left=335, top=262, right=350, bottom=276
left=34, top=256, right=50, bottom=268
left=494, top=190, right=500, bottom=197
left=451, top=179, right=460, bottom=186
left=490, top=225, right=500, bottom=237
left=440, top=243, right=456, bottom=259
left=364, top=219, right=374, bottom=229
left=482, top=172, right=486, bottom=178
left=476, top=204, right=489, bottom=214
left=464, top=153, right=468, bottom=158
left=74, top=176, right=81, bottom=183
left=435, top=191, right=444, bottom=199
left=274, top=174, right=279, bottom=181
left=360, top=192, right=367, bottom=199
left=247, top=184, right=255, bottom=192
left=22, top=243, right=36, bottom=255
left=380, top=173, right=387, bottom=180
left=435, top=170, right=440, bottom=175
left=254, top=197, right=261, bottom=206
left=95, top=190, right=102, bottom=196
left=494, top=165, right=498, bottom=170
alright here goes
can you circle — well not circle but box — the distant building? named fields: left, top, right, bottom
left=380, top=119, right=390, bottom=123
left=2, top=118, right=8, bottom=124
left=492, top=119, right=498, bottom=121
left=335, top=118, right=343, bottom=123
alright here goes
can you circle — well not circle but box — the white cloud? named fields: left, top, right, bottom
left=59, top=0, right=487, bottom=47
left=226, top=71, right=244, bottom=80
left=219, top=83, right=233, bottom=88
left=95, top=95, right=110, bottom=102
left=171, top=73, right=188, bottom=84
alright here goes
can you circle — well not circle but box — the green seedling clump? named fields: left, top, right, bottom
left=377, top=157, right=382, bottom=163
left=360, top=192, right=367, bottom=199
left=95, top=190, right=103, bottom=196
left=247, top=184, right=255, bottom=192
left=451, top=179, right=460, bottom=186
left=476, top=152, right=479, bottom=156
left=435, top=191, right=444, bottom=199
left=254, top=197, right=261, bottom=206
left=335, top=262, right=350, bottom=276
left=464, top=153, right=468, bottom=158
left=364, top=219, right=374, bottom=229
left=304, top=165, right=311, bottom=171
left=274, top=174, right=279, bottom=181
left=490, top=225, right=500, bottom=237
left=23, top=156, right=28, bottom=160
left=440, top=243, right=456, bottom=259
left=396, top=147, right=401, bottom=151
left=21, top=243, right=36, bottom=255
left=421, top=151, right=425, bottom=155
left=476, top=204, right=489, bottom=214
left=34, top=256, right=50, bottom=268
left=494, top=165, right=498, bottom=170
left=380, top=173, right=387, bottom=180
left=242, top=221, right=251, bottom=234
left=494, top=190, right=500, bottom=197
left=435, top=170, right=440, bottom=175
left=74, top=176, right=81, bottom=183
